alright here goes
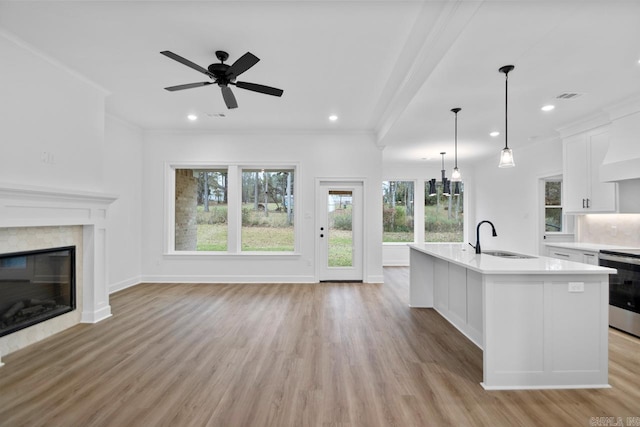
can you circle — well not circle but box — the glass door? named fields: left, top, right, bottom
left=317, top=181, right=363, bottom=281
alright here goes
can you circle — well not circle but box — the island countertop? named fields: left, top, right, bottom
left=409, top=243, right=616, bottom=275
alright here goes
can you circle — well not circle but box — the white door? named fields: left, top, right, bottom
left=317, top=181, right=363, bottom=282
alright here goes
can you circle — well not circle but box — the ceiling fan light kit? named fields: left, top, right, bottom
left=160, top=50, right=284, bottom=109
left=498, top=64, right=516, bottom=168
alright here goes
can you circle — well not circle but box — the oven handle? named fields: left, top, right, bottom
left=599, top=253, right=640, bottom=266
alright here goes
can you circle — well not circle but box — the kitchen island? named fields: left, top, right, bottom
left=409, top=243, right=615, bottom=390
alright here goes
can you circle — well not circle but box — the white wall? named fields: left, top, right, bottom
left=141, top=131, right=383, bottom=283
left=472, top=138, right=563, bottom=255
left=0, top=30, right=143, bottom=294
left=0, top=30, right=107, bottom=192
left=103, top=115, right=143, bottom=292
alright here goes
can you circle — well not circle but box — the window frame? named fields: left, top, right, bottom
left=423, top=179, right=464, bottom=243
left=382, top=179, right=416, bottom=245
left=165, top=161, right=300, bottom=257
left=544, top=178, right=564, bottom=234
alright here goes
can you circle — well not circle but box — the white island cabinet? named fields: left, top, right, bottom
left=409, top=243, right=615, bottom=390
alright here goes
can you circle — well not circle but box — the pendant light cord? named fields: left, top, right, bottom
left=505, top=70, right=509, bottom=150
left=454, top=112, right=458, bottom=168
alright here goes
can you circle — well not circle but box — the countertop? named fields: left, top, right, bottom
left=409, top=243, right=616, bottom=275
left=544, top=242, right=640, bottom=252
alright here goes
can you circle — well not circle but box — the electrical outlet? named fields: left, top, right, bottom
left=610, top=225, right=617, bottom=237
left=40, top=151, right=55, bottom=164
left=568, top=282, right=584, bottom=293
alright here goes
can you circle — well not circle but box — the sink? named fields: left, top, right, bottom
left=482, top=250, right=536, bottom=259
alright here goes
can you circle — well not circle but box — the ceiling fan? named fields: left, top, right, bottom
left=160, top=50, right=284, bottom=109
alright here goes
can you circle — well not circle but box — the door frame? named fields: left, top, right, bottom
left=315, top=178, right=366, bottom=282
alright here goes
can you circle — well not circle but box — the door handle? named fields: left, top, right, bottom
left=320, top=234, right=324, bottom=238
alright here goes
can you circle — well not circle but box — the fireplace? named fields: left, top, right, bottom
left=0, top=246, right=76, bottom=338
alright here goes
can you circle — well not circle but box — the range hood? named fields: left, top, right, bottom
left=599, top=109, right=640, bottom=213
left=600, top=110, right=640, bottom=182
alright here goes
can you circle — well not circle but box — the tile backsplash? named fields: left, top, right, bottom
left=577, top=214, right=640, bottom=247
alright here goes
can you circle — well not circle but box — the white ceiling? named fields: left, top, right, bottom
left=1, top=1, right=639, bottom=167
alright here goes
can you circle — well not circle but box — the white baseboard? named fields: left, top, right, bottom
left=139, top=274, right=317, bottom=284
left=81, top=306, right=112, bottom=324
left=109, top=276, right=142, bottom=294
left=365, top=275, right=384, bottom=283
left=383, top=261, right=410, bottom=267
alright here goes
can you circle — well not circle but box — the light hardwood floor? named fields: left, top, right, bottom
left=1, top=267, right=639, bottom=426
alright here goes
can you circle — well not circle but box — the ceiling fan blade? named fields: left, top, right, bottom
left=164, top=82, right=214, bottom=92
left=221, top=86, right=238, bottom=109
left=226, top=52, right=260, bottom=79
left=160, top=51, right=213, bottom=77
left=235, top=81, right=284, bottom=97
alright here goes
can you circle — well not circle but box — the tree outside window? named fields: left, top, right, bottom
left=424, top=181, right=463, bottom=242
left=382, top=181, right=415, bottom=242
left=545, top=180, right=563, bottom=232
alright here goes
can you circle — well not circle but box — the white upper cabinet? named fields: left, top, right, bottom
left=563, top=128, right=617, bottom=214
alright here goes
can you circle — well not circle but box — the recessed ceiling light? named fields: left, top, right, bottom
left=187, top=114, right=198, bottom=121
left=329, top=115, right=338, bottom=122
left=489, top=131, right=500, bottom=137
left=541, top=105, right=555, bottom=112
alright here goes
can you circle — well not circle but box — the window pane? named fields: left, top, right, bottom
left=175, top=169, right=228, bottom=251
left=382, top=181, right=415, bottom=242
left=241, top=169, right=295, bottom=251
left=545, top=181, right=562, bottom=206
left=545, top=207, right=563, bottom=232
left=425, top=181, right=464, bottom=242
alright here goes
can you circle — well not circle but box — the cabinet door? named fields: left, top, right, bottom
left=548, top=248, right=581, bottom=262
left=563, top=137, right=589, bottom=213
left=587, top=133, right=617, bottom=212
left=582, top=252, right=598, bottom=265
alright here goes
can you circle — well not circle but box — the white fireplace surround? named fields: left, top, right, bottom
left=0, top=182, right=117, bottom=366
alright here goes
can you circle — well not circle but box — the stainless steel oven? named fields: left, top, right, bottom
left=599, top=249, right=640, bottom=338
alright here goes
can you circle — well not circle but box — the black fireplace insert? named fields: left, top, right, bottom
left=0, top=246, right=76, bottom=338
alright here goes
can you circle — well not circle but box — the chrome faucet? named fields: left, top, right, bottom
left=473, top=220, right=497, bottom=254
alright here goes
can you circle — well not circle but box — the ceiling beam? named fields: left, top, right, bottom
left=372, top=0, right=482, bottom=146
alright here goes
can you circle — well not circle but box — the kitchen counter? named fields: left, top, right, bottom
left=410, top=243, right=615, bottom=275
left=409, top=244, right=612, bottom=390
left=545, top=242, right=640, bottom=252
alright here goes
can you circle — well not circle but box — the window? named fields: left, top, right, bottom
left=425, top=181, right=463, bottom=242
left=241, top=169, right=295, bottom=251
left=173, top=165, right=296, bottom=254
left=175, top=168, right=228, bottom=251
left=382, top=181, right=414, bottom=242
left=545, top=179, right=563, bottom=232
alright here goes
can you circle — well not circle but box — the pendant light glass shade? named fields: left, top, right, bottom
left=499, top=147, right=515, bottom=168
left=450, top=108, right=462, bottom=181
left=498, top=65, right=515, bottom=168
left=451, top=167, right=461, bottom=181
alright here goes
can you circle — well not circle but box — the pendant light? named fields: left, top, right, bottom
left=450, top=107, right=462, bottom=181
left=427, top=152, right=450, bottom=197
left=427, top=178, right=437, bottom=196
left=498, top=65, right=515, bottom=168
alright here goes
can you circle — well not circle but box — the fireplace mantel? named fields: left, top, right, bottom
left=0, top=182, right=117, bottom=228
left=0, top=182, right=118, bottom=366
